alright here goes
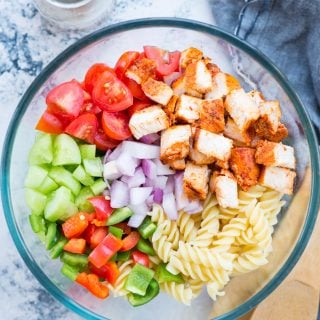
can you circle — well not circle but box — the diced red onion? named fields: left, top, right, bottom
left=139, top=133, right=160, bottom=145
left=153, top=176, right=168, bottom=189
left=153, top=188, right=163, bottom=204
left=102, top=189, right=110, bottom=198
left=103, top=150, right=112, bottom=164
left=143, top=178, right=153, bottom=188
left=162, top=192, right=178, bottom=220
left=174, top=172, right=188, bottom=210
left=116, top=153, right=140, bottom=177
left=154, top=159, right=175, bottom=175
left=106, top=144, right=123, bottom=161
left=163, top=71, right=181, bottom=86
left=146, top=194, right=154, bottom=206
left=130, top=187, right=153, bottom=205
left=103, top=161, right=122, bottom=181
left=184, top=201, right=203, bottom=214
left=110, top=180, right=129, bottom=208
left=121, top=141, right=160, bottom=159
left=126, top=167, right=146, bottom=188
left=142, top=159, right=157, bottom=179
left=128, top=203, right=149, bottom=227
left=164, top=176, right=175, bottom=194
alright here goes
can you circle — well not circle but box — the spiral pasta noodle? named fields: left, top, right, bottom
left=160, top=281, right=193, bottom=305
left=177, top=211, right=199, bottom=242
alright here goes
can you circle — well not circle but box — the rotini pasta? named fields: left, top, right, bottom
left=177, top=211, right=199, bottom=242
left=108, top=260, right=133, bottom=297
left=160, top=281, right=193, bottom=305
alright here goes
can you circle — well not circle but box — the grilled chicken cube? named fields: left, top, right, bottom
left=254, top=100, right=282, bottom=137
left=160, top=125, right=192, bottom=162
left=189, top=147, right=215, bottom=165
left=179, top=47, right=203, bottom=70
left=184, top=60, right=212, bottom=94
left=223, top=117, right=248, bottom=145
left=210, top=170, right=238, bottom=208
left=205, top=72, right=241, bottom=100
left=256, top=122, right=289, bottom=142
left=194, top=128, right=233, bottom=161
left=183, top=162, right=209, bottom=200
left=174, top=94, right=203, bottom=123
left=125, top=58, right=156, bottom=84
left=259, top=166, right=296, bottom=195
left=255, top=140, right=295, bottom=169
left=141, top=78, right=173, bottom=105
left=129, top=105, right=169, bottom=139
left=225, top=88, right=260, bottom=133
left=248, top=90, right=264, bottom=106
left=171, top=76, right=203, bottom=98
left=215, top=159, right=229, bottom=169
left=163, top=95, right=179, bottom=125
left=168, top=159, right=186, bottom=170
left=230, top=147, right=260, bottom=191
left=197, top=99, right=225, bottom=133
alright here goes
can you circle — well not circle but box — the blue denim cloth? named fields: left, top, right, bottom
left=210, top=0, right=320, bottom=137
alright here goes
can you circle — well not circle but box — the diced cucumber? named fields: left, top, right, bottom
left=64, top=164, right=78, bottom=173
left=80, top=144, right=96, bottom=160
left=25, top=188, right=47, bottom=216
left=49, top=166, right=81, bottom=196
left=28, top=133, right=53, bottom=165
left=90, top=178, right=107, bottom=195
left=29, top=214, right=46, bottom=234
left=52, top=134, right=81, bottom=166
left=44, top=186, right=72, bottom=222
left=75, top=187, right=94, bottom=212
left=24, top=165, right=48, bottom=189
left=37, top=176, right=58, bottom=194
left=83, top=158, right=102, bottom=177
left=73, top=165, right=95, bottom=186
left=61, top=202, right=78, bottom=221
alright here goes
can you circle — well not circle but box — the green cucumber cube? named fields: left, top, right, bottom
left=75, top=187, right=94, bottom=212
left=80, top=144, right=96, bottom=160
left=25, top=188, right=47, bottom=216
left=90, top=178, right=107, bottom=195
left=52, top=134, right=81, bottom=166
left=83, top=158, right=102, bottom=177
left=37, top=176, right=58, bottom=194
left=28, top=133, right=53, bottom=165
left=24, top=165, right=48, bottom=189
left=73, top=165, right=95, bottom=186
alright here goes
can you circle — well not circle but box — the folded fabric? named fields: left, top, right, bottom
left=210, top=0, right=320, bottom=137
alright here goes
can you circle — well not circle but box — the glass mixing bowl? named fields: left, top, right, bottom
left=1, top=18, right=319, bottom=320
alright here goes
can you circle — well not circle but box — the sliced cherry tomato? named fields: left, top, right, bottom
left=63, top=238, right=86, bottom=254
left=46, top=80, right=84, bottom=119
left=89, top=233, right=123, bottom=268
left=94, top=129, right=120, bottom=151
left=89, top=261, right=120, bottom=285
left=114, top=51, right=140, bottom=79
left=127, top=100, right=151, bottom=117
left=90, top=226, right=108, bottom=249
left=114, top=222, right=132, bottom=235
left=88, top=196, right=113, bottom=222
left=92, top=71, right=133, bottom=112
left=82, top=224, right=96, bottom=243
left=120, top=231, right=140, bottom=252
left=65, top=113, right=98, bottom=144
left=144, top=46, right=180, bottom=76
left=101, top=111, right=132, bottom=141
left=62, top=212, right=90, bottom=239
left=132, top=250, right=150, bottom=268
left=81, top=101, right=101, bottom=114
left=76, top=273, right=109, bottom=299
left=122, top=77, right=148, bottom=101
left=84, top=63, right=115, bottom=93
left=35, top=111, right=65, bottom=134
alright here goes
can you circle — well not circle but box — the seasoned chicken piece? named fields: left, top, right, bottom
left=254, top=100, right=282, bottom=137
left=210, top=170, right=238, bottom=208
left=160, top=125, right=192, bottom=162
left=183, top=162, right=210, bottom=200
left=179, top=47, right=203, bottom=70
left=174, top=94, right=203, bottom=123
left=189, top=147, right=215, bottom=165
left=223, top=117, right=248, bottom=145
left=248, top=90, right=264, bottom=107
left=163, top=95, right=178, bottom=125
left=184, top=60, right=212, bottom=94
left=197, top=99, right=225, bottom=133
left=230, top=147, right=260, bottom=191
left=194, top=128, right=233, bottom=161
left=171, top=76, right=203, bottom=98
left=141, top=78, right=173, bottom=105
left=225, top=88, right=260, bottom=133
left=125, top=58, right=156, bottom=84
left=215, top=159, right=229, bottom=169
left=168, top=159, right=186, bottom=170
left=256, top=122, right=288, bottom=142
left=205, top=72, right=241, bottom=100
left=129, top=105, right=169, bottom=139
left=255, top=140, right=296, bottom=169
left=206, top=63, right=221, bottom=77
left=259, top=166, right=296, bottom=195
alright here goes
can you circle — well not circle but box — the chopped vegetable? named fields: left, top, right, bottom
left=76, top=273, right=109, bottom=299
left=45, top=222, right=58, bottom=250
left=52, top=134, right=81, bottom=166
left=88, top=196, right=113, bottom=221
left=62, top=212, right=90, bottom=239
left=106, top=207, right=133, bottom=226
left=64, top=238, right=86, bottom=254
left=90, top=178, right=108, bottom=196
left=89, top=226, right=108, bottom=248
left=89, top=261, right=120, bottom=285
left=108, top=226, right=123, bottom=239
left=61, top=263, right=79, bottom=281
left=79, top=144, right=96, bottom=160
left=137, top=216, right=157, bottom=239
left=120, top=231, right=140, bottom=252
left=60, top=252, right=88, bottom=269
left=72, top=165, right=95, bottom=186
left=132, top=250, right=150, bottom=267
left=128, top=279, right=159, bottom=307
left=50, top=237, right=68, bottom=259
left=75, top=187, right=95, bottom=212
left=83, top=158, right=102, bottom=177
left=155, top=263, right=184, bottom=284
left=28, top=133, right=53, bottom=165
left=29, top=214, right=46, bottom=234
left=25, top=188, right=47, bottom=216
left=136, top=238, right=155, bottom=256
left=117, top=250, right=131, bottom=262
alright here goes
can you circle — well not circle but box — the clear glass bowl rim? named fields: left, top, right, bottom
left=1, top=18, right=319, bottom=320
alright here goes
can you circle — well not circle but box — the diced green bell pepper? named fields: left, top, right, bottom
left=137, top=238, right=155, bottom=256
left=106, top=207, right=133, bottom=226
left=155, top=263, right=184, bottom=284
left=138, top=217, right=157, bottom=239
left=128, top=279, right=160, bottom=307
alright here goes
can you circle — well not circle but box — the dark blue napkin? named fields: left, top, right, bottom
left=210, top=0, right=320, bottom=137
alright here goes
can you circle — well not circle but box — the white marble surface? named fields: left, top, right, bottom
left=0, top=1, right=215, bottom=319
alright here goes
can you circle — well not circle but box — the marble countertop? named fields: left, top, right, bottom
left=0, top=1, right=215, bottom=319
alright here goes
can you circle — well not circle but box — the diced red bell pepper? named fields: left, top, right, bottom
left=90, top=261, right=120, bottom=285
left=62, top=212, right=90, bottom=239
left=91, top=219, right=107, bottom=227
left=82, top=224, right=96, bottom=243
left=63, top=238, right=86, bottom=254
left=89, top=233, right=122, bottom=268
left=76, top=272, right=109, bottom=299
left=90, top=226, right=108, bottom=249
left=120, top=231, right=140, bottom=252
left=132, top=250, right=150, bottom=268
left=88, top=196, right=113, bottom=222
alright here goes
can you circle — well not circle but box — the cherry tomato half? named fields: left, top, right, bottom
left=101, top=111, right=132, bottom=141
left=114, top=51, right=140, bottom=79
left=84, top=63, right=115, bottom=93
left=94, top=129, right=120, bottom=151
left=122, top=77, right=148, bottom=101
left=35, top=111, right=65, bottom=134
